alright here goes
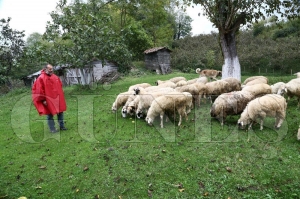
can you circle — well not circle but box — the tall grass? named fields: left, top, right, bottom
left=1, top=72, right=300, bottom=198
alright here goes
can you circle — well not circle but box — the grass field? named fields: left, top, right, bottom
left=1, top=71, right=300, bottom=198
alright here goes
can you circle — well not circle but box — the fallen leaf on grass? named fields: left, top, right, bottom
left=178, top=189, right=185, bottom=192
left=35, top=186, right=42, bottom=189
left=39, top=166, right=46, bottom=169
left=226, top=167, right=232, bottom=172
left=203, top=192, right=209, bottom=196
left=83, top=166, right=89, bottom=171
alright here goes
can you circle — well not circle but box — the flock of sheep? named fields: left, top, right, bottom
left=111, top=68, right=300, bottom=139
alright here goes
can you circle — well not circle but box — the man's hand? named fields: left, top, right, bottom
left=43, top=101, right=47, bottom=106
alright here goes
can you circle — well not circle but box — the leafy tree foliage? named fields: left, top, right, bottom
left=172, top=11, right=193, bottom=40
left=44, top=0, right=132, bottom=71
left=171, top=19, right=300, bottom=75
left=181, top=0, right=300, bottom=80
left=0, top=18, right=25, bottom=85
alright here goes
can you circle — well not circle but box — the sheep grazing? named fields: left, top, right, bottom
left=111, top=91, right=134, bottom=112
left=195, top=68, right=222, bottom=81
left=186, top=78, right=198, bottom=85
left=237, top=94, right=287, bottom=130
left=121, top=92, right=139, bottom=117
left=145, top=92, right=192, bottom=128
left=134, top=86, right=174, bottom=95
left=270, top=82, right=286, bottom=96
left=158, top=81, right=177, bottom=88
left=175, top=84, right=201, bottom=107
left=155, top=77, right=187, bottom=85
left=165, top=91, right=194, bottom=114
left=284, top=78, right=300, bottom=106
left=222, top=77, right=241, bottom=92
left=243, top=76, right=268, bottom=85
left=128, top=83, right=151, bottom=91
left=134, top=87, right=174, bottom=118
left=196, top=76, right=208, bottom=84
left=205, top=80, right=230, bottom=102
left=244, top=77, right=268, bottom=86
left=210, top=91, right=255, bottom=126
left=176, top=80, right=188, bottom=87
left=122, top=96, right=141, bottom=117
left=294, top=72, right=300, bottom=78
left=241, top=83, right=272, bottom=97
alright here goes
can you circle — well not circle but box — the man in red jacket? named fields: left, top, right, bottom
left=32, top=64, right=67, bottom=133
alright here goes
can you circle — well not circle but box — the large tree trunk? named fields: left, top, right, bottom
left=219, top=31, right=241, bottom=81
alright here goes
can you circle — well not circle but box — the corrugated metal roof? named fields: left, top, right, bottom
left=144, top=47, right=171, bottom=54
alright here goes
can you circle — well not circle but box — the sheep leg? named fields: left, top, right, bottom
left=178, top=114, right=182, bottom=126
left=275, top=117, right=284, bottom=129
left=248, top=121, right=253, bottom=130
left=160, top=113, right=164, bottom=128
left=260, top=119, right=264, bottom=130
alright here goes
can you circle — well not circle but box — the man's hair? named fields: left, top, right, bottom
left=44, top=63, right=51, bottom=69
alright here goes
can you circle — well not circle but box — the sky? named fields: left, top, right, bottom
left=0, top=0, right=217, bottom=40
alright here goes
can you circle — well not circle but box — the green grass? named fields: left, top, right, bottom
left=1, top=72, right=300, bottom=198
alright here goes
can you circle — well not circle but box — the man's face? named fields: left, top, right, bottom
left=45, top=65, right=54, bottom=75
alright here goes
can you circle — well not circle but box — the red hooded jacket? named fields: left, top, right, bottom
left=32, top=70, right=67, bottom=115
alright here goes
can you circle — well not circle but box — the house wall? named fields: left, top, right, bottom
left=26, top=61, right=118, bottom=86
left=144, top=49, right=171, bottom=74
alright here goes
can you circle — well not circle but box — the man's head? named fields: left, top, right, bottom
left=44, top=64, right=54, bottom=75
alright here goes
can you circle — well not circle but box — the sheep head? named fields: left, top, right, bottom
left=121, top=106, right=127, bottom=118
left=237, top=118, right=251, bottom=130
left=133, top=87, right=140, bottom=95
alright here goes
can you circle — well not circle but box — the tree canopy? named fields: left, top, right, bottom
left=181, top=0, right=300, bottom=80
left=0, top=18, right=25, bottom=85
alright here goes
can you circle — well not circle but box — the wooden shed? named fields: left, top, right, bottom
left=144, top=47, right=172, bottom=74
left=24, top=60, right=118, bottom=86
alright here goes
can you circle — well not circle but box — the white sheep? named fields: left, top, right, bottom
left=237, top=94, right=287, bottom=130
left=196, top=76, right=208, bottom=84
left=134, top=87, right=174, bottom=118
left=155, top=77, right=187, bottom=85
left=270, top=82, right=286, bottom=95
left=176, top=80, right=188, bottom=87
left=210, top=91, right=255, bottom=126
left=121, top=92, right=139, bottom=117
left=165, top=91, right=194, bottom=114
left=111, top=91, right=134, bottom=112
left=122, top=95, right=141, bottom=117
left=175, top=84, right=201, bottom=107
left=222, top=77, right=241, bottom=92
left=157, top=81, right=177, bottom=88
left=186, top=78, right=198, bottom=85
left=128, top=83, right=152, bottom=91
left=134, top=86, right=174, bottom=96
left=294, top=72, right=300, bottom=78
left=241, top=83, right=272, bottom=97
left=205, top=80, right=230, bottom=102
left=244, top=77, right=268, bottom=86
left=145, top=93, right=192, bottom=128
left=243, top=76, right=268, bottom=85
left=284, top=78, right=300, bottom=106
